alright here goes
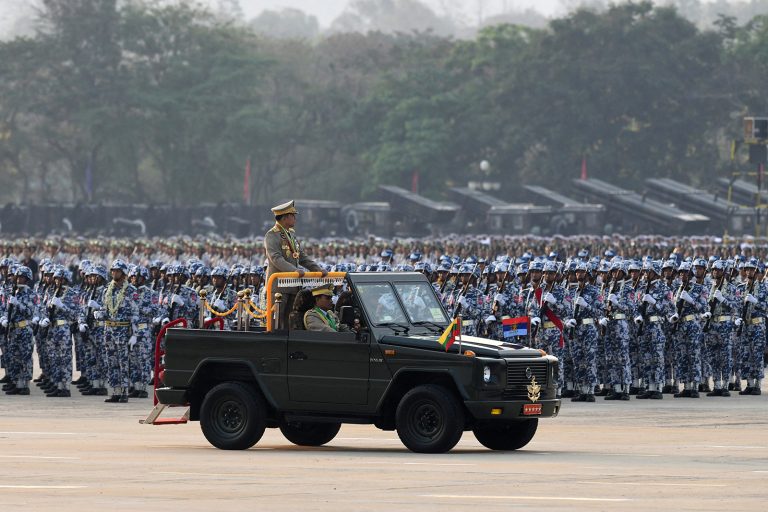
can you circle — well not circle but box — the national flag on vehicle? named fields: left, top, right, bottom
left=438, top=317, right=461, bottom=351
left=502, top=316, right=529, bottom=338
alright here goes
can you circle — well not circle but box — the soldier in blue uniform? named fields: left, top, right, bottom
left=602, top=261, right=635, bottom=400
left=1, top=266, right=36, bottom=395
left=565, top=262, right=604, bottom=402
left=96, top=259, right=140, bottom=403
left=670, top=262, right=709, bottom=398
left=208, top=265, right=238, bottom=329
left=452, top=264, right=482, bottom=336
left=129, top=266, right=157, bottom=398
left=635, top=261, right=677, bottom=400
left=527, top=260, right=569, bottom=396
left=704, top=260, right=739, bottom=396
left=736, top=258, right=766, bottom=395
left=77, top=264, right=108, bottom=396
left=38, top=268, right=78, bottom=397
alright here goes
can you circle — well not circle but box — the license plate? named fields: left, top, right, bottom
left=523, top=403, right=542, bottom=416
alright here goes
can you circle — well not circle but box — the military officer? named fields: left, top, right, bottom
left=303, top=284, right=356, bottom=332
left=264, top=200, right=326, bottom=328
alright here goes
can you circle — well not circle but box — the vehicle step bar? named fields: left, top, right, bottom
left=140, top=403, right=190, bottom=425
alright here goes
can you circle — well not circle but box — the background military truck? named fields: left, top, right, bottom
left=146, top=272, right=561, bottom=453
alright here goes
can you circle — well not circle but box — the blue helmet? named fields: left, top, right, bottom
left=380, top=249, right=393, bottom=259
left=195, top=266, right=211, bottom=277
left=529, top=260, right=545, bottom=272
left=211, top=265, right=228, bottom=278
left=661, top=259, right=676, bottom=270
left=110, top=259, right=129, bottom=274
left=744, top=258, right=759, bottom=269
left=712, top=260, right=726, bottom=271
left=53, top=268, right=72, bottom=283
left=78, top=259, right=92, bottom=271
left=693, top=258, right=707, bottom=268
left=149, top=260, right=164, bottom=269
left=543, top=261, right=558, bottom=273
left=516, top=263, right=528, bottom=275
left=409, top=251, right=422, bottom=262
left=15, top=266, right=33, bottom=281
left=677, top=261, right=693, bottom=273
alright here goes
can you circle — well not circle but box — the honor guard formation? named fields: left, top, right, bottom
left=0, top=201, right=766, bottom=404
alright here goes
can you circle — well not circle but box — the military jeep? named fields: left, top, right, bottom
left=147, top=272, right=561, bottom=453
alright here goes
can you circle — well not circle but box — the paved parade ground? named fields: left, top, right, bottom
left=1, top=385, right=766, bottom=512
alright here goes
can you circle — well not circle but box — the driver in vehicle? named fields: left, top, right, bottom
left=304, top=284, right=360, bottom=332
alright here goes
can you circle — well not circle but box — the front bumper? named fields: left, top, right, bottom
left=464, top=399, right=561, bottom=420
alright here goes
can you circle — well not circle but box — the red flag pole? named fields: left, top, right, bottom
left=580, top=155, right=588, bottom=180
left=243, top=156, right=251, bottom=205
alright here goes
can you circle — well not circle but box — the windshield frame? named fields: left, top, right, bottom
left=392, top=281, right=450, bottom=326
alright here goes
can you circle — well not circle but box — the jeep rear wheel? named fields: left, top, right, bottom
left=395, top=384, right=464, bottom=453
left=200, top=382, right=266, bottom=450
left=473, top=419, right=538, bottom=451
left=279, top=421, right=341, bottom=446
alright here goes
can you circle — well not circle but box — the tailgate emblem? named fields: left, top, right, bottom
left=527, top=376, right=541, bottom=403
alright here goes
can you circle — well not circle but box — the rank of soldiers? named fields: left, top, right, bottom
left=0, top=244, right=765, bottom=403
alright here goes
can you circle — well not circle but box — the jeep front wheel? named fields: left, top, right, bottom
left=473, top=419, right=538, bottom=450
left=395, top=384, right=464, bottom=453
left=200, top=382, right=267, bottom=450
left=279, top=421, right=341, bottom=446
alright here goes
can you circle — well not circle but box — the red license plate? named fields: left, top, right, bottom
left=523, top=403, right=542, bottom=416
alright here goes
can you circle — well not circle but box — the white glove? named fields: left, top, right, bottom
left=530, top=316, right=541, bottom=327
left=608, top=294, right=619, bottom=306
left=171, top=294, right=184, bottom=306
left=642, top=294, right=656, bottom=305
left=599, top=317, right=609, bottom=327
left=93, top=311, right=104, bottom=320
left=713, top=290, right=725, bottom=303
left=78, top=323, right=87, bottom=333
left=734, top=317, right=743, bottom=327
left=162, top=317, right=170, bottom=325
left=51, top=297, right=65, bottom=309
left=458, top=296, right=468, bottom=308
left=129, top=335, right=138, bottom=347
left=746, top=294, right=758, bottom=304
left=701, top=312, right=712, bottom=320
left=88, top=300, right=101, bottom=309
left=543, top=292, right=557, bottom=305
left=40, top=318, right=51, bottom=328
left=31, top=316, right=39, bottom=326
left=484, top=314, right=497, bottom=325
left=0, top=317, right=7, bottom=328
left=669, top=313, right=679, bottom=323
left=204, top=317, right=212, bottom=323
left=633, top=315, right=644, bottom=325
left=565, top=318, right=577, bottom=328
left=8, top=296, right=18, bottom=306
left=493, top=293, right=506, bottom=305
left=575, top=296, right=589, bottom=308
left=152, top=316, right=162, bottom=325
left=213, top=299, right=227, bottom=310
left=680, top=291, right=694, bottom=304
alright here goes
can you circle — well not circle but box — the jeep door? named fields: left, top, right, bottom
left=287, top=330, right=370, bottom=405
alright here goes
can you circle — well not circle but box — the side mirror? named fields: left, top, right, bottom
left=340, top=305, right=355, bottom=326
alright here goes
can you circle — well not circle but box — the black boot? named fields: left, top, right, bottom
left=689, top=390, right=700, bottom=398
left=739, top=387, right=754, bottom=395
left=706, top=388, right=723, bottom=397
left=0, top=375, right=10, bottom=384
left=118, top=394, right=129, bottom=403
left=750, top=387, right=762, bottom=396
left=104, top=395, right=121, bottom=403
left=135, top=390, right=149, bottom=399
left=674, top=389, right=692, bottom=398
left=661, top=384, right=674, bottom=394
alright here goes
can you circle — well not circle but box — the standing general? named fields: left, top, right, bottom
left=264, top=200, right=325, bottom=328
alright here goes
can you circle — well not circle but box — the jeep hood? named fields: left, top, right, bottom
left=379, top=334, right=544, bottom=358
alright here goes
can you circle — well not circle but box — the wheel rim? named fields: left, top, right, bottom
left=409, top=400, right=444, bottom=440
left=214, top=399, right=246, bottom=436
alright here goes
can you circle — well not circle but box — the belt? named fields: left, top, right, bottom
left=713, top=315, right=732, bottom=323
left=138, top=323, right=148, bottom=330
left=105, top=321, right=130, bottom=327
left=94, top=321, right=105, bottom=327
left=682, top=315, right=697, bottom=322
left=12, top=320, right=28, bottom=329
left=55, top=319, right=68, bottom=326
left=611, top=314, right=626, bottom=320
left=580, top=318, right=594, bottom=325
left=751, top=317, right=765, bottom=325
left=648, top=316, right=662, bottom=322
left=542, top=321, right=556, bottom=329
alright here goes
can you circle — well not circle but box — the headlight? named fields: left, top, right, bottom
left=483, top=365, right=492, bottom=383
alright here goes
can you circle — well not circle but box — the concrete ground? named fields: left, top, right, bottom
left=1, top=382, right=766, bottom=512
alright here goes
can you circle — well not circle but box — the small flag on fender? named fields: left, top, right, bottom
left=502, top=316, right=529, bottom=338
left=438, top=317, right=461, bottom=351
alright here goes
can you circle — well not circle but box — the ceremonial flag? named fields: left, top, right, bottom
left=502, top=316, right=529, bottom=338
left=437, top=317, right=461, bottom=351
left=243, top=156, right=251, bottom=205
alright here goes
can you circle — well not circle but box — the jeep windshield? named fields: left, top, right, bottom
left=357, top=281, right=448, bottom=330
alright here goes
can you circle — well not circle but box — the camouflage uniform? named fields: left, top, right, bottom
left=638, top=277, right=676, bottom=394
left=736, top=276, right=767, bottom=393
left=97, top=275, right=140, bottom=400
left=603, top=277, right=636, bottom=395
left=671, top=277, right=708, bottom=390
left=2, top=273, right=36, bottom=392
left=705, top=278, right=739, bottom=393
left=40, top=279, right=79, bottom=394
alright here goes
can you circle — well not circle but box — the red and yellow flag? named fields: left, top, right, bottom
left=438, top=317, right=461, bottom=351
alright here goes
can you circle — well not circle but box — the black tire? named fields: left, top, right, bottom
left=200, top=381, right=267, bottom=450
left=473, top=419, right=538, bottom=451
left=279, top=421, right=341, bottom=446
left=395, top=384, right=465, bottom=453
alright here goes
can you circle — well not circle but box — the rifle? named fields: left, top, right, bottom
left=671, top=281, right=688, bottom=334
left=601, top=280, right=616, bottom=337
left=703, top=275, right=725, bottom=333
left=4, top=284, right=18, bottom=344
left=636, top=280, right=650, bottom=336
left=451, top=263, right=478, bottom=319
left=531, top=278, right=555, bottom=341
left=737, top=277, right=755, bottom=336
left=568, top=281, right=586, bottom=338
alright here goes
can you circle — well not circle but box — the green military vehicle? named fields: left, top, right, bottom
left=146, top=272, right=561, bottom=453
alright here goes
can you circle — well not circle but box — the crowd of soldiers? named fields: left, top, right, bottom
left=0, top=232, right=766, bottom=404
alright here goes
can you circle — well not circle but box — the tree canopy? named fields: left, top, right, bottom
left=0, top=0, right=763, bottom=206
